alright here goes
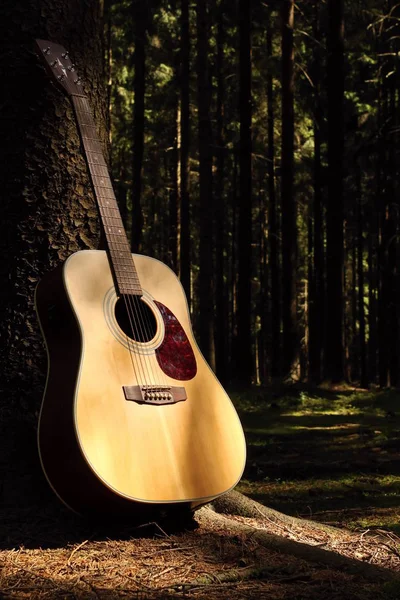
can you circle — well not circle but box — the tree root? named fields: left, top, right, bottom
left=212, top=490, right=339, bottom=535
left=188, top=565, right=312, bottom=585
left=194, top=492, right=399, bottom=582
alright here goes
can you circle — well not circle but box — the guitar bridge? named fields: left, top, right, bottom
left=123, top=385, right=187, bottom=405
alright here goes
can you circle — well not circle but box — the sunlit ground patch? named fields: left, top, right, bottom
left=232, top=386, right=400, bottom=534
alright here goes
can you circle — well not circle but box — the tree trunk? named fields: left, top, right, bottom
left=387, top=81, right=399, bottom=387
left=308, top=1, right=324, bottom=383
left=196, top=0, right=215, bottom=369
left=357, top=175, right=367, bottom=387
left=229, top=151, right=239, bottom=381
left=0, top=0, right=104, bottom=400
left=215, top=0, right=228, bottom=382
left=280, top=0, right=298, bottom=379
left=179, top=0, right=191, bottom=306
left=236, top=0, right=253, bottom=383
left=131, top=0, right=148, bottom=253
left=377, top=22, right=400, bottom=388
left=170, top=103, right=180, bottom=272
left=325, top=0, right=345, bottom=382
left=266, top=9, right=281, bottom=379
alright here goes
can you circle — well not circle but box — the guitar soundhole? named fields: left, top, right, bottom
left=114, top=295, right=157, bottom=343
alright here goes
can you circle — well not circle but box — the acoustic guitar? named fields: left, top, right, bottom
left=34, top=40, right=246, bottom=517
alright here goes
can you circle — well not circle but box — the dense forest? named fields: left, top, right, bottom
left=105, top=0, right=400, bottom=388
left=3, top=4, right=400, bottom=597
left=1, top=0, right=400, bottom=395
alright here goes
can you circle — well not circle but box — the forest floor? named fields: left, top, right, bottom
left=1, top=385, right=400, bottom=599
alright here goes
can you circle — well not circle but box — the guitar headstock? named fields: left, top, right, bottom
left=35, top=39, right=85, bottom=97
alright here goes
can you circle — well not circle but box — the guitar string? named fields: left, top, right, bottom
left=86, top=115, right=167, bottom=392
left=74, top=97, right=157, bottom=390
left=100, top=197, right=155, bottom=388
left=77, top=97, right=172, bottom=394
left=83, top=127, right=169, bottom=390
left=49, top=69, right=166, bottom=394
left=97, top=185, right=150, bottom=388
left=132, top=282, right=170, bottom=390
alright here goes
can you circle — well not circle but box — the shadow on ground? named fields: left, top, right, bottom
left=233, top=385, right=400, bottom=533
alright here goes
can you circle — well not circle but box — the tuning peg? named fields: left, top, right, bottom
left=61, top=51, right=69, bottom=59
left=67, top=64, right=75, bottom=72
left=74, top=76, right=83, bottom=85
left=51, top=60, right=57, bottom=67
left=43, top=46, right=51, bottom=55
left=57, top=73, right=66, bottom=82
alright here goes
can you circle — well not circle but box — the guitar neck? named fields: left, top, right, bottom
left=71, top=95, right=142, bottom=297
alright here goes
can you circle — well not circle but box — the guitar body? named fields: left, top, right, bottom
left=36, top=250, right=246, bottom=517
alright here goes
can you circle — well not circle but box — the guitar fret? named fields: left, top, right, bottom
left=102, top=217, right=124, bottom=224
left=114, top=276, right=141, bottom=284
left=94, top=188, right=115, bottom=197
left=109, top=247, right=131, bottom=254
left=103, top=219, right=125, bottom=227
left=92, top=173, right=112, bottom=183
left=100, top=207, right=122, bottom=216
left=87, top=150, right=105, bottom=156
left=113, top=265, right=137, bottom=272
left=105, top=224, right=125, bottom=231
left=101, top=213, right=122, bottom=221
left=94, top=183, right=114, bottom=191
left=71, top=95, right=143, bottom=296
left=108, top=239, right=130, bottom=246
left=113, top=272, right=140, bottom=279
left=99, top=203, right=119, bottom=210
left=113, top=262, right=136, bottom=269
left=88, top=164, right=109, bottom=174
left=97, top=197, right=116, bottom=205
left=87, top=157, right=107, bottom=165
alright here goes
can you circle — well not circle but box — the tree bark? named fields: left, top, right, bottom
left=130, top=0, right=148, bottom=253
left=281, top=0, right=298, bottom=380
left=266, top=9, right=281, bottom=379
left=179, top=0, right=191, bottom=306
left=196, top=0, right=215, bottom=369
left=236, top=0, right=253, bottom=383
left=0, top=0, right=104, bottom=399
left=326, top=0, right=345, bottom=382
left=215, top=0, right=228, bottom=382
left=357, top=176, right=367, bottom=387
left=308, top=1, right=324, bottom=384
left=198, top=505, right=396, bottom=583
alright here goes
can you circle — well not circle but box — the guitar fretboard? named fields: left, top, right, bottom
left=72, top=95, right=142, bottom=296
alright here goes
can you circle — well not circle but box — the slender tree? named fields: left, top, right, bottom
left=179, top=0, right=192, bottom=304
left=131, top=0, right=148, bottom=253
left=308, top=0, right=324, bottom=383
left=325, top=0, right=345, bottom=382
left=236, top=0, right=253, bottom=383
left=357, top=175, right=367, bottom=387
left=280, top=0, right=297, bottom=378
left=215, top=0, right=228, bottom=381
left=196, top=0, right=215, bottom=368
left=266, top=8, right=281, bottom=379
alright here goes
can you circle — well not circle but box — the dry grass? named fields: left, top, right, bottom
left=2, top=391, right=400, bottom=599
left=1, top=499, right=400, bottom=599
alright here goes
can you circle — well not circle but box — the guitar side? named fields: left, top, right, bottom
left=36, top=250, right=246, bottom=517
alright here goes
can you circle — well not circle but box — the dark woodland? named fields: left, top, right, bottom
left=2, top=0, right=400, bottom=390
left=2, top=0, right=400, bottom=598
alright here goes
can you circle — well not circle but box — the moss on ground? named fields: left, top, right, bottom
left=231, top=386, right=400, bottom=534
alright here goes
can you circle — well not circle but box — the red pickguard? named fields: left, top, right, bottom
left=154, top=301, right=197, bottom=380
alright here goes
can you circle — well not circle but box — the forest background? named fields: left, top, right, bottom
left=1, top=1, right=400, bottom=597
left=105, top=0, right=400, bottom=390
left=1, top=0, right=400, bottom=393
